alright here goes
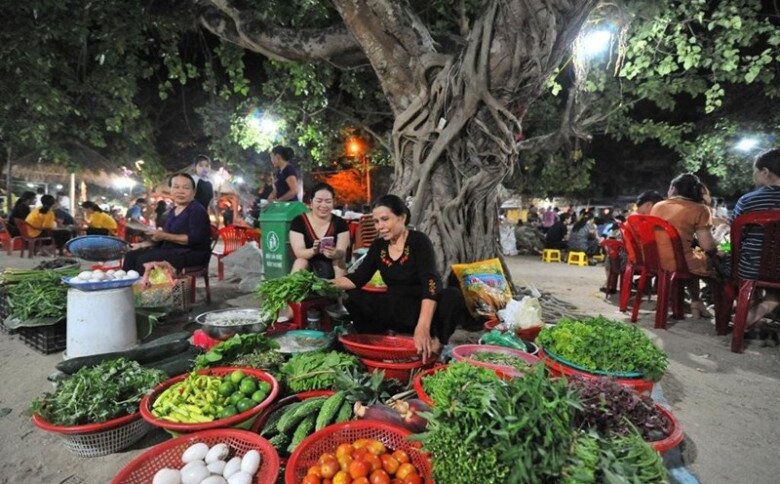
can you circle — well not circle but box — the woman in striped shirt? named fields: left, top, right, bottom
left=730, top=147, right=780, bottom=327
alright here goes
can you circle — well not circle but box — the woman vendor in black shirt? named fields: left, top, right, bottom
left=331, top=195, right=470, bottom=360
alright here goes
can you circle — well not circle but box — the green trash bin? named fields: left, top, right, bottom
left=260, top=201, right=309, bottom=279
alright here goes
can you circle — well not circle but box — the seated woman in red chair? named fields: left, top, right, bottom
left=650, top=173, right=715, bottom=319
left=730, top=147, right=780, bottom=328
left=122, top=173, right=211, bottom=276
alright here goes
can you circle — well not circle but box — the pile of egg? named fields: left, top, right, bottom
left=71, top=269, right=140, bottom=284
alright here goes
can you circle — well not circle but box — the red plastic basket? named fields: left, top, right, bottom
left=360, top=356, right=437, bottom=383
left=538, top=350, right=654, bottom=396
left=650, top=404, right=684, bottom=453
left=338, top=334, right=421, bottom=360
left=139, top=367, right=279, bottom=433
left=32, top=412, right=151, bottom=457
left=284, top=420, right=432, bottom=483
left=451, top=344, right=540, bottom=378
left=112, top=429, right=280, bottom=484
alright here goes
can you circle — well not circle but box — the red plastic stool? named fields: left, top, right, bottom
left=288, top=297, right=337, bottom=331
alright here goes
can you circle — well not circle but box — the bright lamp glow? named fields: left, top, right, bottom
left=26, top=183, right=35, bottom=188
left=576, top=29, right=613, bottom=58
left=235, top=176, right=245, bottom=184
left=113, top=176, right=136, bottom=190
left=247, top=112, right=279, bottom=136
left=735, top=137, right=759, bottom=152
left=55, top=184, right=63, bottom=190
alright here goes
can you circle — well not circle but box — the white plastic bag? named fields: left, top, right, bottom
left=497, top=296, right=543, bottom=330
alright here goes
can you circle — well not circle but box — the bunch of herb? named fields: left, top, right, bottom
left=416, top=365, right=580, bottom=483
left=561, top=430, right=667, bottom=483
left=470, top=351, right=531, bottom=373
left=332, top=367, right=407, bottom=406
left=193, top=333, right=279, bottom=369
left=421, top=361, right=500, bottom=406
left=254, top=270, right=342, bottom=321
left=29, top=358, right=166, bottom=426
left=569, top=377, right=671, bottom=441
left=3, top=268, right=78, bottom=321
left=537, top=316, right=668, bottom=380
left=228, top=348, right=286, bottom=373
left=281, top=350, right=360, bottom=392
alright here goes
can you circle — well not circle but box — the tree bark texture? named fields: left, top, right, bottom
left=202, top=0, right=598, bottom=277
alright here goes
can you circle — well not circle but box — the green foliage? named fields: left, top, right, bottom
left=561, top=431, right=667, bottom=483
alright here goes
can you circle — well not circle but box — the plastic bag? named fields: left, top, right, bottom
left=497, top=296, right=543, bottom=330
left=452, top=258, right=512, bottom=319
left=478, top=330, right=528, bottom=352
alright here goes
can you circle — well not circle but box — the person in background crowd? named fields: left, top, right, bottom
left=515, top=220, right=545, bottom=255
left=222, top=202, right=234, bottom=226
left=635, top=190, right=665, bottom=215
left=730, top=147, right=780, bottom=328
left=154, top=200, right=169, bottom=228
left=651, top=173, right=715, bottom=319
left=57, top=191, right=71, bottom=213
left=124, top=197, right=148, bottom=241
left=34, top=187, right=45, bottom=207
left=54, top=205, right=75, bottom=226
left=568, top=212, right=600, bottom=258
left=8, top=191, right=36, bottom=237
left=193, top=155, right=215, bottom=210
left=268, top=145, right=301, bottom=202
left=122, top=173, right=211, bottom=276
left=25, top=194, right=68, bottom=253
left=257, top=173, right=274, bottom=200
left=544, top=212, right=568, bottom=250
left=81, top=201, right=118, bottom=235
left=541, top=207, right=556, bottom=233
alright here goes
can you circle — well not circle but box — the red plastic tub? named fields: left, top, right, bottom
left=338, top=334, right=421, bottom=360
left=451, top=344, right=540, bottom=378
left=140, top=367, right=279, bottom=433
left=360, top=355, right=437, bottom=383
left=538, top=350, right=655, bottom=396
left=650, top=404, right=684, bottom=453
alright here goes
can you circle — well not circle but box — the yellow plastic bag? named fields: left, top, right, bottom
left=452, top=258, right=512, bottom=319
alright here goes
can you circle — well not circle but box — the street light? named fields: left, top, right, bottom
left=113, top=176, right=136, bottom=190
left=345, top=136, right=371, bottom=203
left=735, top=137, right=759, bottom=152
left=575, top=28, right=613, bottom=59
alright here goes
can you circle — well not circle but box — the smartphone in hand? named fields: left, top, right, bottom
left=319, top=236, right=335, bottom=252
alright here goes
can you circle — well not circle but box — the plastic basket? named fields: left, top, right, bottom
left=65, top=235, right=129, bottom=261
left=112, top=429, right=280, bottom=484
left=360, top=356, right=437, bottom=383
left=451, top=344, right=540, bottom=378
left=140, top=367, right=279, bottom=434
left=541, top=346, right=644, bottom=378
left=650, top=404, right=684, bottom=453
left=62, top=275, right=140, bottom=291
left=338, top=334, right=421, bottom=361
left=412, top=365, right=448, bottom=406
left=539, top=350, right=654, bottom=396
left=285, top=420, right=432, bottom=483
left=32, top=412, right=151, bottom=458
left=17, top=321, right=66, bottom=354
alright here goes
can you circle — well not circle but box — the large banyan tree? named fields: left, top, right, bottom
left=200, top=0, right=598, bottom=274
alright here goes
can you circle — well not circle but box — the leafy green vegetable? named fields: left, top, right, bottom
left=470, top=351, right=531, bottom=373
left=254, top=270, right=342, bottom=321
left=537, top=316, right=668, bottom=380
left=281, top=351, right=359, bottom=392
left=193, top=333, right=279, bottom=370
left=332, top=367, right=406, bottom=406
left=228, top=348, right=287, bottom=372
left=30, top=358, right=166, bottom=426
left=421, top=362, right=500, bottom=407
left=562, top=431, right=667, bottom=483
left=2, top=268, right=78, bottom=322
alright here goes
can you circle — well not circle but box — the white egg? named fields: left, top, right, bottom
left=226, top=471, right=252, bottom=484
left=127, top=269, right=140, bottom=279
left=92, top=269, right=104, bottom=275
left=207, top=460, right=227, bottom=475
left=180, top=463, right=209, bottom=484
left=222, top=457, right=242, bottom=479
left=182, top=443, right=209, bottom=464
left=205, top=443, right=230, bottom=464
left=152, top=468, right=181, bottom=484
left=106, top=269, right=116, bottom=276
left=239, top=450, right=260, bottom=475
left=78, top=271, right=92, bottom=279
left=124, top=274, right=137, bottom=280
left=115, top=269, right=127, bottom=277
left=200, top=477, right=227, bottom=484
left=89, top=277, right=102, bottom=283
left=90, top=272, right=106, bottom=281
left=180, top=460, right=205, bottom=472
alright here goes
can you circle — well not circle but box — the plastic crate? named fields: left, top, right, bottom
left=18, top=321, right=66, bottom=354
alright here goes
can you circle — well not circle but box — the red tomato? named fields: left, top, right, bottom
left=336, top=443, right=355, bottom=459
left=402, top=474, right=422, bottom=484
left=349, top=460, right=370, bottom=479
left=391, top=450, right=410, bottom=464
left=320, top=458, right=340, bottom=479
left=302, top=475, right=321, bottom=484
left=363, top=453, right=382, bottom=472
left=333, top=470, right=352, bottom=484
left=338, top=454, right=354, bottom=471
left=391, top=479, right=403, bottom=484
left=353, top=438, right=372, bottom=449
left=369, top=469, right=391, bottom=484
left=307, top=465, right=323, bottom=477
left=352, top=448, right=371, bottom=462
left=367, top=440, right=387, bottom=456
left=380, top=454, right=400, bottom=475
left=319, top=452, right=338, bottom=465
left=323, top=480, right=332, bottom=484
left=395, top=463, right=416, bottom=480
left=352, top=478, right=370, bottom=484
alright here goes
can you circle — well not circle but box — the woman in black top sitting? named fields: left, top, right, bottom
left=331, top=195, right=470, bottom=360
left=7, top=191, right=36, bottom=237
left=289, top=183, right=350, bottom=278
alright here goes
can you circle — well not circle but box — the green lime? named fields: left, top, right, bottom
left=218, top=381, right=235, bottom=397
left=229, top=392, right=244, bottom=406
left=239, top=378, right=258, bottom=396
left=236, top=398, right=255, bottom=413
left=229, top=370, right=246, bottom=385
left=251, top=389, right=267, bottom=403
left=257, top=381, right=271, bottom=394
left=218, top=405, right=238, bottom=419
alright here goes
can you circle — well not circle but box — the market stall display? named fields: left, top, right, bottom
left=451, top=343, right=539, bottom=378
left=194, top=308, right=270, bottom=340
left=272, top=330, right=334, bottom=354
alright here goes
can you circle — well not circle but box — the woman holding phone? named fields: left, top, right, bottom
left=289, top=183, right=350, bottom=278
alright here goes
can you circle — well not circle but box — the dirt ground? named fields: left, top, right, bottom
left=0, top=253, right=778, bottom=483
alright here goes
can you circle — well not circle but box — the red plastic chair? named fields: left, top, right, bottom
left=618, top=222, right=645, bottom=312
left=1, top=218, right=23, bottom=255
left=213, top=225, right=247, bottom=280
left=626, top=215, right=698, bottom=329
left=720, top=210, right=780, bottom=353
left=14, top=218, right=53, bottom=258
left=600, top=238, right=624, bottom=298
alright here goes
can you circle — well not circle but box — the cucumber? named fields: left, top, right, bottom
left=55, top=331, right=192, bottom=374
left=144, top=346, right=202, bottom=376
